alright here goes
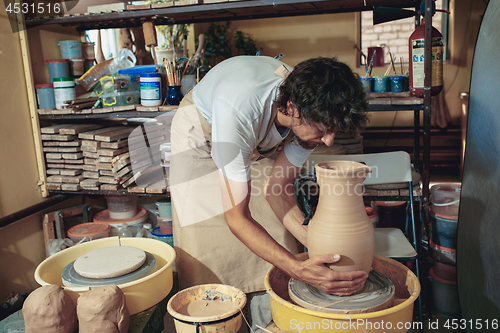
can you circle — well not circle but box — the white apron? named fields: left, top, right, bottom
left=170, top=88, right=299, bottom=293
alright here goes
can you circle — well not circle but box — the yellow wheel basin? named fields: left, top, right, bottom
left=34, top=237, right=176, bottom=315
left=265, top=254, right=420, bottom=333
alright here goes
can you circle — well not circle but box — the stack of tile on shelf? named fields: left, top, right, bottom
left=42, top=124, right=102, bottom=191
left=79, top=126, right=135, bottom=191
left=43, top=122, right=170, bottom=192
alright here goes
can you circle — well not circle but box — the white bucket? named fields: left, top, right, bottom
left=167, top=284, right=247, bottom=333
left=430, top=183, right=461, bottom=217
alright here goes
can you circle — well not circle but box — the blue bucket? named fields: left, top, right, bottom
left=58, top=40, right=82, bottom=59
left=430, top=211, right=458, bottom=249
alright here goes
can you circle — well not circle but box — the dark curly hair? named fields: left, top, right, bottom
left=276, top=57, right=369, bottom=135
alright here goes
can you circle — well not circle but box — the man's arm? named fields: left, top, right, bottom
left=263, top=151, right=309, bottom=247
left=219, top=170, right=367, bottom=296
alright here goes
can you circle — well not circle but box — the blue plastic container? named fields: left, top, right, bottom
left=46, top=59, right=69, bottom=83
left=372, top=76, right=389, bottom=93
left=151, top=227, right=173, bottom=247
left=389, top=75, right=406, bottom=92
left=118, top=65, right=161, bottom=83
left=35, top=83, right=56, bottom=109
left=430, top=211, right=458, bottom=249
left=359, top=77, right=372, bottom=93
left=58, top=40, right=82, bottom=58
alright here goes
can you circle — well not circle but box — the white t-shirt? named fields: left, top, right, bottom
left=192, top=56, right=313, bottom=182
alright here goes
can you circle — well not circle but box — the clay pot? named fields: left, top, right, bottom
left=307, top=160, right=375, bottom=273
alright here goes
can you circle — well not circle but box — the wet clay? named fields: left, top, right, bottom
left=77, top=285, right=129, bottom=333
left=177, top=299, right=238, bottom=317
left=307, top=161, right=375, bottom=273
left=22, top=284, right=77, bottom=333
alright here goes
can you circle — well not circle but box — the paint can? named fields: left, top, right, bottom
left=35, top=83, right=56, bottom=109
left=359, top=77, right=372, bottom=93
left=389, top=75, right=405, bottom=92
left=430, top=183, right=461, bottom=217
left=68, top=58, right=85, bottom=77
left=430, top=210, right=458, bottom=249
left=430, top=239, right=456, bottom=266
left=372, top=76, right=389, bottom=93
left=46, top=59, right=70, bottom=83
left=82, top=42, right=95, bottom=59
left=58, top=40, right=82, bottom=59
left=429, top=267, right=461, bottom=318
left=53, top=77, right=76, bottom=109
left=156, top=198, right=172, bottom=218
left=140, top=72, right=162, bottom=106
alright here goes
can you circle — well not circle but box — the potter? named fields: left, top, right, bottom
left=169, top=56, right=370, bottom=329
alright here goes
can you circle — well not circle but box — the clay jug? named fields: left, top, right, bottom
left=307, top=160, right=375, bottom=274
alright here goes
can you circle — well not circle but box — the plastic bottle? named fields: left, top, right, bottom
left=136, top=223, right=152, bottom=238
left=118, top=225, right=133, bottom=237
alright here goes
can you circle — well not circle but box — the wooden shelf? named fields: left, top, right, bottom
left=47, top=189, right=170, bottom=197
left=24, top=0, right=416, bottom=30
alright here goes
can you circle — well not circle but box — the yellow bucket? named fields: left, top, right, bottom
left=34, top=237, right=176, bottom=315
left=167, top=284, right=247, bottom=333
left=265, top=254, right=420, bottom=333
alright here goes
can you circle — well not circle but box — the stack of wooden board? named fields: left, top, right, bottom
left=42, top=124, right=101, bottom=191
left=42, top=123, right=170, bottom=193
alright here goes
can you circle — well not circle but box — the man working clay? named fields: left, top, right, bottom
left=169, top=56, right=369, bottom=331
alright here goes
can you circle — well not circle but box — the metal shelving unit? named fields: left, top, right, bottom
left=24, top=0, right=432, bottom=205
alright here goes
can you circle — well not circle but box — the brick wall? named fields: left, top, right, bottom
left=361, top=0, right=443, bottom=74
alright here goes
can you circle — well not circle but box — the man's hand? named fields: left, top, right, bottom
left=293, top=254, right=368, bottom=296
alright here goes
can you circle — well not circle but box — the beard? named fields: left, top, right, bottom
left=290, top=124, right=320, bottom=149
left=294, top=135, right=319, bottom=150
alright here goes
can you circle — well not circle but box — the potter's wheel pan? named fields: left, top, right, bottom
left=34, top=237, right=176, bottom=315
left=61, top=251, right=157, bottom=287
left=288, top=270, right=395, bottom=314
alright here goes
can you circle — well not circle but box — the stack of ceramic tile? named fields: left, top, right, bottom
left=42, top=124, right=102, bottom=191
left=77, top=122, right=169, bottom=191
left=78, top=126, right=135, bottom=191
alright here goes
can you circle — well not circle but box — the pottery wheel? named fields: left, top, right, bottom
left=73, top=246, right=147, bottom=279
left=288, top=270, right=395, bottom=314
left=62, top=251, right=156, bottom=287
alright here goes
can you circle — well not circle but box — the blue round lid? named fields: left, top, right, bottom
left=140, top=72, right=161, bottom=78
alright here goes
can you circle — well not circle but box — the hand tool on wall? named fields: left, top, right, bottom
left=143, top=21, right=159, bottom=72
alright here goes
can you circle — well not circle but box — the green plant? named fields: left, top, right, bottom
left=234, top=30, right=257, bottom=56
left=156, top=24, right=189, bottom=50
left=203, top=22, right=232, bottom=66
